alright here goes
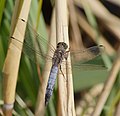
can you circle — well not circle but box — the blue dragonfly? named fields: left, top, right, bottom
left=10, top=18, right=105, bottom=106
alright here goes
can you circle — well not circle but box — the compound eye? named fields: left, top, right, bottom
left=62, top=43, right=64, bottom=46
left=63, top=43, right=68, bottom=49
left=62, top=42, right=65, bottom=46
left=57, top=42, right=62, bottom=48
left=57, top=43, right=60, bottom=48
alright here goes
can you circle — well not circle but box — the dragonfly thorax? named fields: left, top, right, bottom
left=52, top=42, right=68, bottom=66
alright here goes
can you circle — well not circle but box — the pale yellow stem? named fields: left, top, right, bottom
left=56, top=0, right=76, bottom=115
left=2, top=0, right=31, bottom=115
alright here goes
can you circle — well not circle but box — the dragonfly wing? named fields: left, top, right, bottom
left=60, top=61, right=107, bottom=72
left=70, top=45, right=105, bottom=64
left=11, top=18, right=55, bottom=64
left=23, top=39, right=53, bottom=64
left=72, top=64, right=107, bottom=71
left=59, top=45, right=106, bottom=72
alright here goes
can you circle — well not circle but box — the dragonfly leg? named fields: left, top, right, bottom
left=60, top=65, right=67, bottom=81
left=64, top=51, right=69, bottom=60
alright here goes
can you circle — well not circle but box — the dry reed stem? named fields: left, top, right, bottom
left=0, top=108, right=3, bottom=116
left=106, top=0, right=120, bottom=5
left=76, top=10, right=115, bottom=56
left=88, top=0, right=120, bottom=42
left=75, top=0, right=120, bottom=27
left=35, top=9, right=56, bottom=116
left=87, top=0, right=120, bottom=27
left=115, top=100, right=120, bottom=116
left=76, top=84, right=103, bottom=115
left=105, top=24, right=120, bottom=41
left=75, top=0, right=120, bottom=42
left=92, top=47, right=120, bottom=116
left=56, top=0, right=75, bottom=115
left=2, top=0, right=31, bottom=115
left=68, top=0, right=84, bottom=50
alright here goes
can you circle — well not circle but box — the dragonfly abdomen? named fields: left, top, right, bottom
left=45, top=65, right=58, bottom=106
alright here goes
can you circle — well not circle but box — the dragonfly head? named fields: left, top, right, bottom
left=57, top=42, right=68, bottom=50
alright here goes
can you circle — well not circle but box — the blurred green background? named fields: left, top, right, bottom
left=0, top=0, right=120, bottom=116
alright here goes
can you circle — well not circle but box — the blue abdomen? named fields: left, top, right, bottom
left=45, top=65, right=58, bottom=106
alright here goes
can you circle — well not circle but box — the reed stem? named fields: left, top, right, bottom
left=56, top=0, right=75, bottom=115
left=2, top=0, right=31, bottom=115
left=92, top=47, right=120, bottom=116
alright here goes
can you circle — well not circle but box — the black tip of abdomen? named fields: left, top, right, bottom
left=45, top=93, right=50, bottom=106
left=45, top=100, right=48, bottom=106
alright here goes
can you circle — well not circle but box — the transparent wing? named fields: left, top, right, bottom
left=11, top=18, right=105, bottom=70
left=11, top=18, right=55, bottom=64
left=60, top=60, right=107, bottom=72
left=72, top=63, right=107, bottom=71
left=60, top=45, right=106, bottom=71
left=70, top=45, right=105, bottom=64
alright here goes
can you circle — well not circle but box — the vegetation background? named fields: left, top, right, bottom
left=0, top=0, right=120, bottom=116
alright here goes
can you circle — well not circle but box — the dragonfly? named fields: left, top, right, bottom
left=10, top=18, right=105, bottom=106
